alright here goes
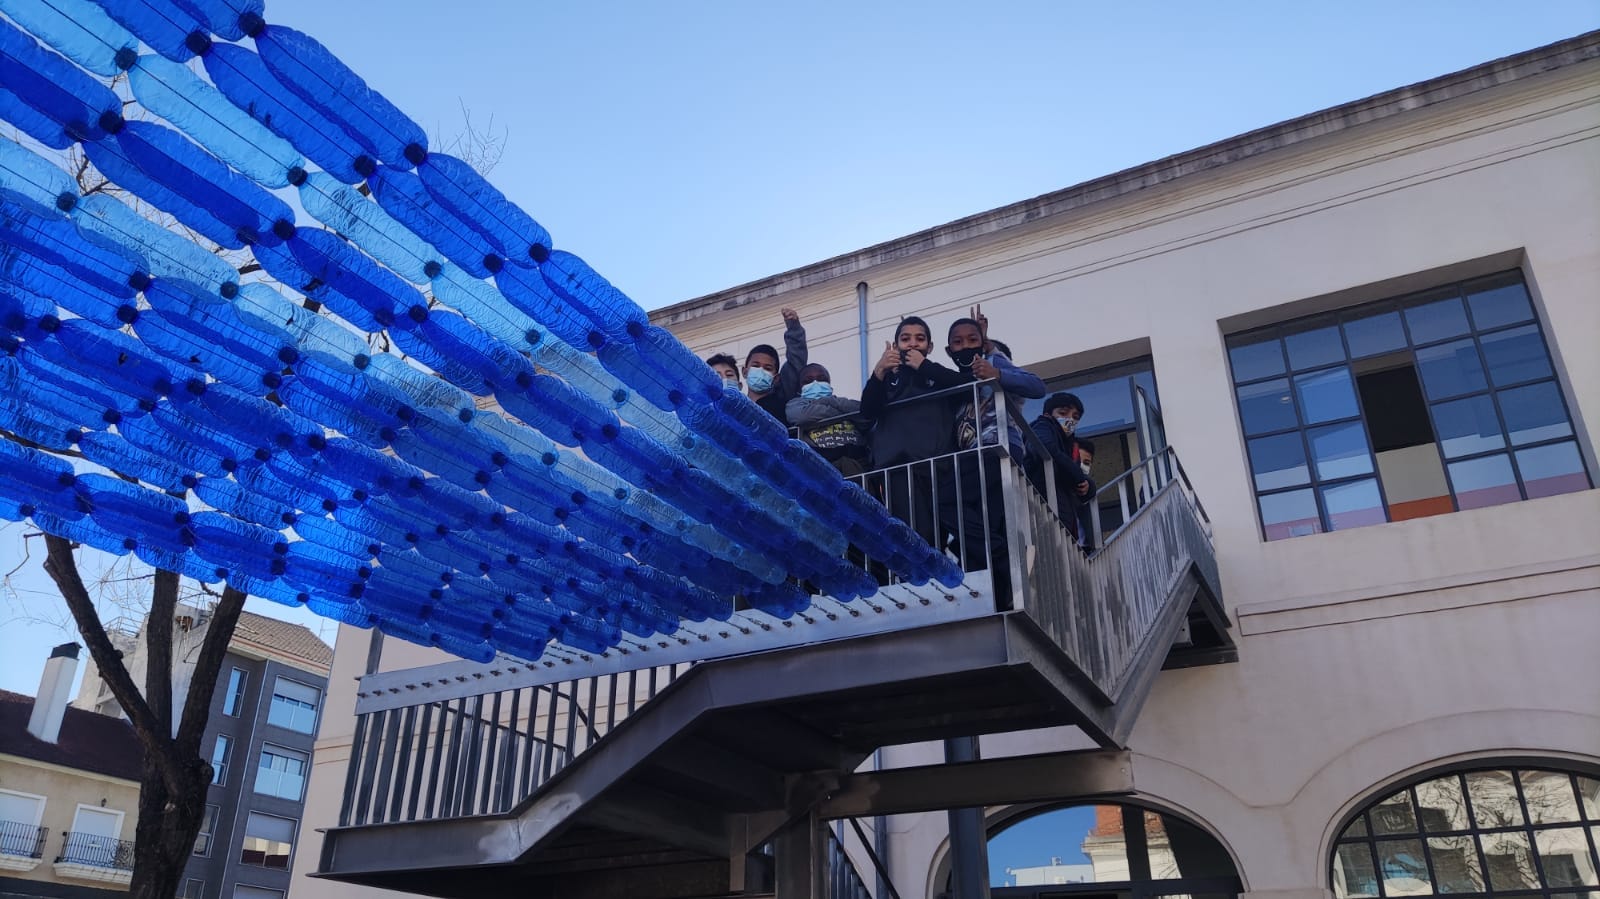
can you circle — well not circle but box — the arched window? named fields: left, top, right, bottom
left=1332, top=765, right=1600, bottom=897
left=983, top=802, right=1241, bottom=899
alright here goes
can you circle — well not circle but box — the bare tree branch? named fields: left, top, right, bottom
left=146, top=569, right=178, bottom=737
left=175, top=585, right=246, bottom=753
left=42, top=535, right=182, bottom=793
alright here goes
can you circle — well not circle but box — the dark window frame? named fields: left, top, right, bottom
left=210, top=735, right=232, bottom=787
left=193, top=804, right=219, bottom=856
left=222, top=668, right=248, bottom=718
left=266, top=676, right=321, bottom=735
left=254, top=744, right=309, bottom=802
left=1227, top=270, right=1590, bottom=541
left=239, top=811, right=296, bottom=871
left=1330, top=762, right=1600, bottom=898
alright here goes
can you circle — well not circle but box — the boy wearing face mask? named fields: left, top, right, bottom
left=1026, top=392, right=1095, bottom=545
left=706, top=353, right=742, bottom=391
left=744, top=307, right=808, bottom=426
left=787, top=364, right=870, bottom=476
left=942, top=310, right=1045, bottom=607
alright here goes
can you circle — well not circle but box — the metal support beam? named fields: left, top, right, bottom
left=943, top=737, right=990, bottom=899
left=817, top=749, right=1134, bottom=819
left=772, top=810, right=825, bottom=899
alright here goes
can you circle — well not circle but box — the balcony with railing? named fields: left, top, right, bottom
left=316, top=380, right=1231, bottom=899
left=0, top=820, right=47, bottom=873
left=53, top=831, right=135, bottom=885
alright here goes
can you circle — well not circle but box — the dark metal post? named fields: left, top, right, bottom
left=943, top=736, right=990, bottom=899
left=773, top=809, right=825, bottom=899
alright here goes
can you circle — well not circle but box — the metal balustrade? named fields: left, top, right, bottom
left=0, top=820, right=46, bottom=859
left=340, top=662, right=690, bottom=826
left=55, top=832, right=135, bottom=870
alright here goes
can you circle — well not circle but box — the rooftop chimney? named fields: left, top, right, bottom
left=27, top=642, right=81, bottom=744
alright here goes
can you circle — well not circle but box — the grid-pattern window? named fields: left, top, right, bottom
left=1228, top=271, right=1590, bottom=541
left=193, top=804, right=218, bottom=856
left=1332, top=766, right=1600, bottom=897
left=210, top=735, right=232, bottom=786
left=223, top=668, right=248, bottom=717
left=240, top=813, right=295, bottom=870
left=267, top=678, right=320, bottom=735
left=254, top=746, right=307, bottom=801
left=178, top=878, right=203, bottom=899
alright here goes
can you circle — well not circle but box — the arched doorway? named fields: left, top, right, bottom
left=979, top=801, right=1242, bottom=899
left=1331, top=763, right=1600, bottom=898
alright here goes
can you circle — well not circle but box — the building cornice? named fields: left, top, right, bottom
left=649, top=29, right=1600, bottom=329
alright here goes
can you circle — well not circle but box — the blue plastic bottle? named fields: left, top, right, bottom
left=367, top=166, right=493, bottom=277
left=298, top=172, right=436, bottom=284
left=0, top=0, right=139, bottom=77
left=130, top=54, right=302, bottom=188
left=202, top=43, right=365, bottom=184
left=95, top=0, right=207, bottom=62
left=76, top=194, right=237, bottom=293
left=254, top=26, right=428, bottom=171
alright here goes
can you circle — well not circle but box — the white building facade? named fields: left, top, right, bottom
left=293, top=33, right=1600, bottom=899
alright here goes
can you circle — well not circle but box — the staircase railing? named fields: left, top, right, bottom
left=1011, top=446, right=1218, bottom=700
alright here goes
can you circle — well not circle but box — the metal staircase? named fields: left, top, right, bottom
left=315, top=403, right=1232, bottom=898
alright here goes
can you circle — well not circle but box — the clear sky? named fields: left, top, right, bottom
left=1, top=0, right=1595, bottom=876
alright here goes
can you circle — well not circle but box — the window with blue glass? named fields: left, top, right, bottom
left=1228, top=271, right=1590, bottom=541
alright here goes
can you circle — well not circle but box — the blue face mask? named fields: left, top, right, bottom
left=746, top=368, right=775, bottom=393
left=800, top=381, right=833, bottom=400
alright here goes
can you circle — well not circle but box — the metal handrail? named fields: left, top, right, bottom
left=55, top=832, right=135, bottom=869
left=0, top=820, right=46, bottom=859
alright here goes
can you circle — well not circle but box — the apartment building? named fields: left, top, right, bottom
left=76, top=609, right=332, bottom=899
left=294, top=31, right=1599, bottom=899
left=0, top=644, right=142, bottom=899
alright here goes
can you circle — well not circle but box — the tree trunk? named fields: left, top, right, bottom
left=42, top=536, right=249, bottom=899
left=130, top=753, right=209, bottom=899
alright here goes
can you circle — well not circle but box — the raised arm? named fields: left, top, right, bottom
left=778, top=308, right=808, bottom=397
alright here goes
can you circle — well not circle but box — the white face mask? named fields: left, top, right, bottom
left=1079, top=460, right=1093, bottom=477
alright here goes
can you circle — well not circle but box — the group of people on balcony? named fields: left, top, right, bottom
left=705, top=306, right=1099, bottom=602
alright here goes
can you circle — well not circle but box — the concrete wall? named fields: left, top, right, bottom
left=291, top=51, right=1600, bottom=899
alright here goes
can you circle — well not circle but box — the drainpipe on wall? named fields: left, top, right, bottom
left=857, top=282, right=871, bottom=386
